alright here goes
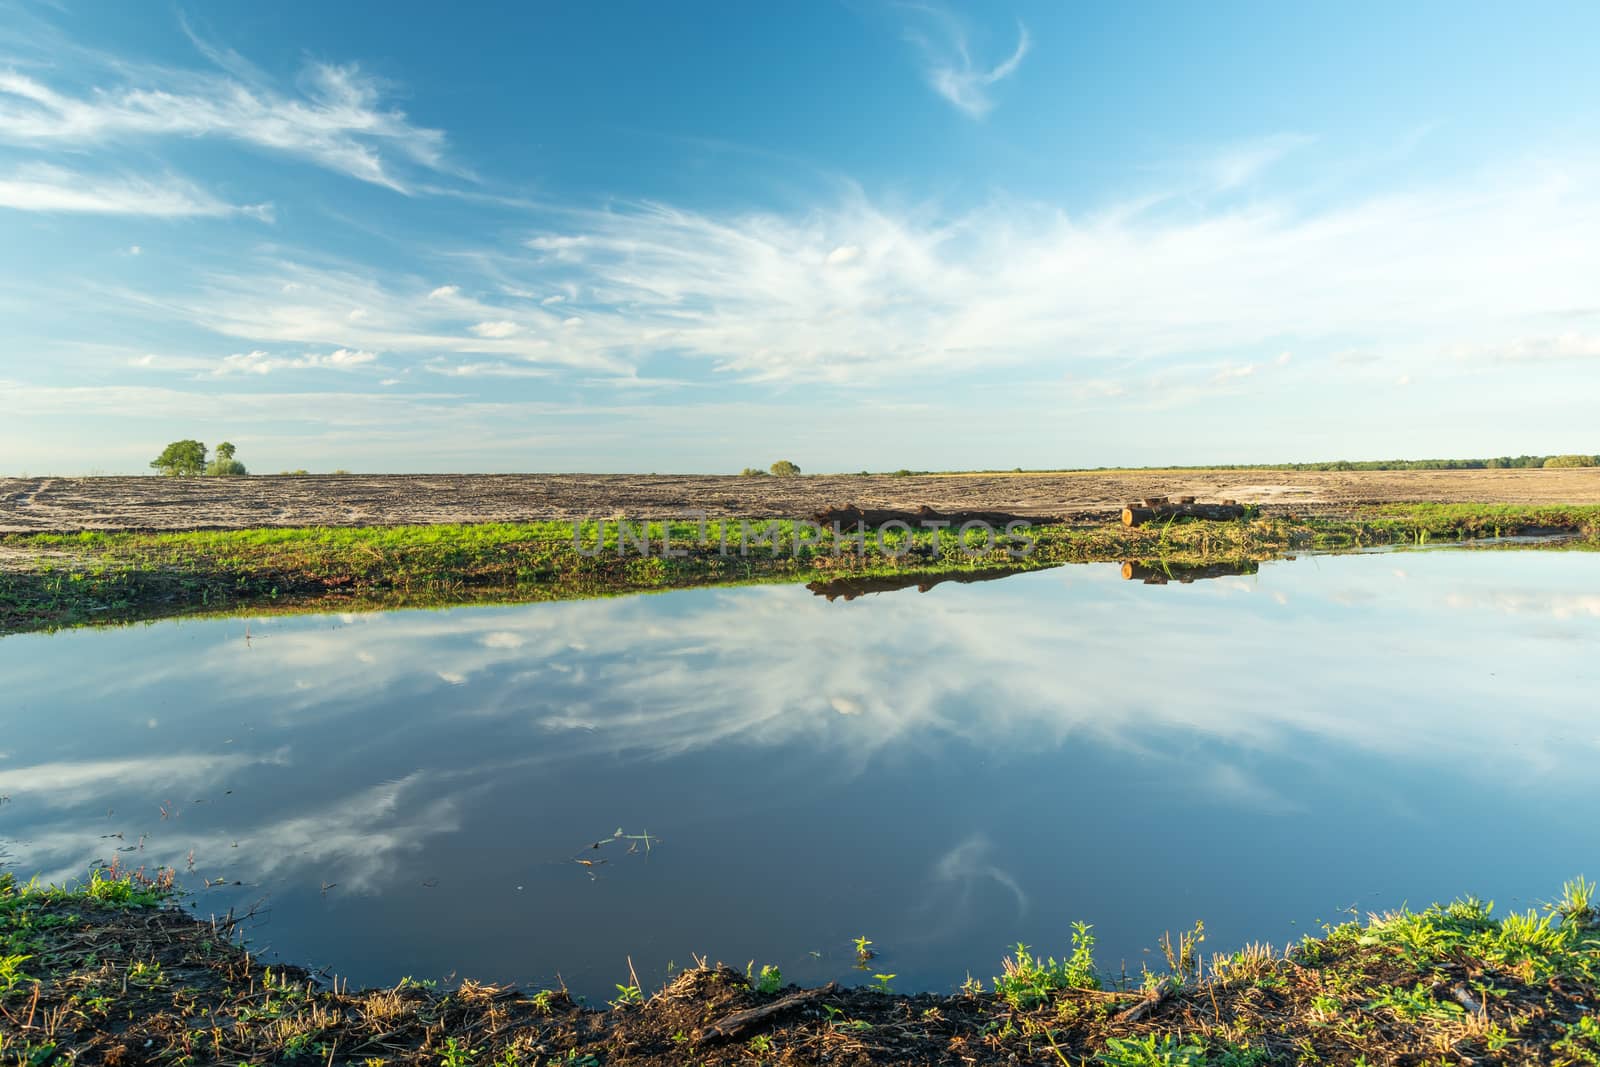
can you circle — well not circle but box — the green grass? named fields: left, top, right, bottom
left=2, top=504, right=1597, bottom=635
left=0, top=865, right=174, bottom=1001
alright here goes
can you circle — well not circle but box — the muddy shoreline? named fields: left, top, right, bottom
left=4, top=468, right=1600, bottom=533
left=5, top=870, right=1598, bottom=1066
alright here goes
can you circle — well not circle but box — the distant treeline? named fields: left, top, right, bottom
left=1146, top=455, right=1598, bottom=471
left=885, top=454, right=1599, bottom=476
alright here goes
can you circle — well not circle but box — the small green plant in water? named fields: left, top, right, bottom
left=853, top=935, right=875, bottom=966
left=1551, top=876, right=1598, bottom=927
left=871, top=973, right=895, bottom=993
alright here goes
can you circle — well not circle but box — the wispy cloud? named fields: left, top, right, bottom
left=468, top=320, right=521, bottom=339
left=394, top=157, right=1596, bottom=389
left=908, top=12, right=1031, bottom=118
left=77, top=152, right=1600, bottom=400
left=1205, top=133, right=1314, bottom=191
left=0, top=163, right=270, bottom=217
left=1461, top=332, right=1600, bottom=364
left=210, top=348, right=378, bottom=376
left=423, top=359, right=551, bottom=378
left=0, top=58, right=449, bottom=192
left=145, top=260, right=625, bottom=374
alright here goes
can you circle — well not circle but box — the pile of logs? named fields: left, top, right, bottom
left=1121, top=496, right=1247, bottom=527
left=812, top=503, right=1045, bottom=527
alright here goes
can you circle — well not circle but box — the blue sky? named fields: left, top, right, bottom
left=2, top=1, right=1598, bottom=474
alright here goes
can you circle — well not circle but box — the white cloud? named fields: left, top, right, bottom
left=1211, top=363, right=1257, bottom=384
left=1468, top=332, right=1600, bottom=363
left=212, top=347, right=378, bottom=376
left=0, top=164, right=270, bottom=218
left=424, top=360, right=550, bottom=378
left=326, top=347, right=376, bottom=366
left=414, top=157, right=1600, bottom=389
left=912, top=16, right=1031, bottom=119
left=0, top=60, right=448, bottom=192
left=526, top=234, right=589, bottom=256
left=469, top=320, right=521, bottom=338
left=38, top=128, right=1600, bottom=408
left=158, top=261, right=615, bottom=373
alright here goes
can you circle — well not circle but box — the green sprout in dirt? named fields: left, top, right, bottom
left=0, top=952, right=34, bottom=997
left=994, top=921, right=1100, bottom=1008
left=1095, top=1034, right=1208, bottom=1066
left=439, top=1036, right=479, bottom=1066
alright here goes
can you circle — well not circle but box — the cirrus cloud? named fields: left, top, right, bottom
left=0, top=163, right=271, bottom=218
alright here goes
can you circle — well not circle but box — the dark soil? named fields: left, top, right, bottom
left=4, top=468, right=1600, bottom=532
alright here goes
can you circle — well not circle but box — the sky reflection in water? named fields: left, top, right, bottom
left=2, top=549, right=1597, bottom=998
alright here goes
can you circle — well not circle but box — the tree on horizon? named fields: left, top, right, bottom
left=150, top=440, right=207, bottom=477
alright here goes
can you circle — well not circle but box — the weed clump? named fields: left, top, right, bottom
left=994, top=921, right=1100, bottom=1008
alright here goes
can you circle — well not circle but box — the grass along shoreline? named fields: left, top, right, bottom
left=3, top=868, right=1600, bottom=1065
left=1, top=504, right=1598, bottom=635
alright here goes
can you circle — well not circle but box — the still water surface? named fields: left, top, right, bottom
left=2, top=549, right=1597, bottom=998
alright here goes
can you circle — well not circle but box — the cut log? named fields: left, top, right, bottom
left=1122, top=502, right=1247, bottom=527
left=696, top=983, right=836, bottom=1043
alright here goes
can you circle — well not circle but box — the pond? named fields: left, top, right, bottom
left=2, top=548, right=1597, bottom=1000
